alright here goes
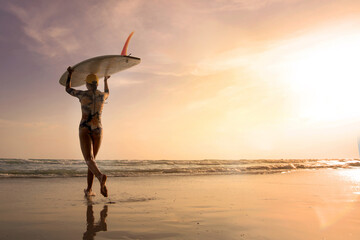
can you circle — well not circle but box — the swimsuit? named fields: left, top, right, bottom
left=66, top=88, right=109, bottom=134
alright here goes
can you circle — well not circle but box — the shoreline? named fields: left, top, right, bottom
left=1, top=169, right=360, bottom=239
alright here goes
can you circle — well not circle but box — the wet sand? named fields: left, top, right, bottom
left=1, top=169, right=360, bottom=240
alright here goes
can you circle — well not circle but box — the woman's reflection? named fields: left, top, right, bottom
left=83, top=203, right=108, bottom=240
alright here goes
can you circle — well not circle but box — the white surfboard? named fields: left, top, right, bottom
left=59, top=32, right=140, bottom=87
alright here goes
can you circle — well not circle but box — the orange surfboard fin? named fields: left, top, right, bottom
left=121, top=32, right=134, bottom=56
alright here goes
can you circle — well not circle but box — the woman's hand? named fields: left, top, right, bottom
left=67, top=66, right=74, bottom=75
left=104, top=76, right=111, bottom=81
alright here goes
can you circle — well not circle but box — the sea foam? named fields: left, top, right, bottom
left=0, top=158, right=359, bottom=178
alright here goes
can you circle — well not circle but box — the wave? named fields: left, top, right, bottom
left=0, top=158, right=359, bottom=178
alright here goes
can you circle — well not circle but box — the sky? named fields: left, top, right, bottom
left=1, top=0, right=360, bottom=160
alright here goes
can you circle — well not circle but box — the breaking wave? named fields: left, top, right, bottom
left=0, top=158, right=359, bottom=178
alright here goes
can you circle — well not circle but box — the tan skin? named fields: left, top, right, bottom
left=66, top=67, right=110, bottom=197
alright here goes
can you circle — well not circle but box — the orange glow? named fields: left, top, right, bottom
left=2, top=1, right=360, bottom=159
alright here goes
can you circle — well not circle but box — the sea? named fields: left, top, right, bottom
left=0, top=158, right=359, bottom=178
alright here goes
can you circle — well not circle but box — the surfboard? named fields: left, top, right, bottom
left=59, top=32, right=141, bottom=87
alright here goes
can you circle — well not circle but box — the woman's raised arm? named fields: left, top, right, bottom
left=65, top=66, right=74, bottom=93
left=104, top=76, right=110, bottom=94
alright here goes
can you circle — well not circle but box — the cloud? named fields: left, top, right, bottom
left=5, top=2, right=81, bottom=58
left=192, top=0, right=301, bottom=12
left=3, top=1, right=149, bottom=61
left=190, top=15, right=360, bottom=78
left=109, top=77, right=143, bottom=88
left=0, top=118, right=60, bottom=130
left=138, top=65, right=192, bottom=77
left=189, top=40, right=275, bottom=77
left=191, top=49, right=254, bottom=76
left=4, top=0, right=303, bottom=74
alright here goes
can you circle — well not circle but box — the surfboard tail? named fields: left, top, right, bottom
left=121, top=32, right=134, bottom=56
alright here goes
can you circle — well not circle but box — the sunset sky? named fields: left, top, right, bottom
left=1, top=0, right=360, bottom=160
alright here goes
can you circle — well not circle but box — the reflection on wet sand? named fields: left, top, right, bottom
left=83, top=199, right=108, bottom=240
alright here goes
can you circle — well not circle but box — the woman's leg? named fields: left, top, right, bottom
left=91, top=129, right=108, bottom=197
left=85, top=129, right=102, bottom=192
left=79, top=127, right=102, bottom=181
left=92, top=129, right=102, bottom=159
left=86, top=168, right=94, bottom=193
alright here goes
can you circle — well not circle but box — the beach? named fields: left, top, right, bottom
left=2, top=1, right=360, bottom=239
left=1, top=168, right=360, bottom=240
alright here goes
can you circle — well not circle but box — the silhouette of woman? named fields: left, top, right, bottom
left=65, top=66, right=109, bottom=197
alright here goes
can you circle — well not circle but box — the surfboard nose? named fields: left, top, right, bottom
left=121, top=32, right=134, bottom=56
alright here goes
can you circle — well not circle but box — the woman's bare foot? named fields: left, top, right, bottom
left=100, top=174, right=108, bottom=197
left=84, top=189, right=96, bottom=197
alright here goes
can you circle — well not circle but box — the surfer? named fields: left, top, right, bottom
left=65, top=66, right=109, bottom=197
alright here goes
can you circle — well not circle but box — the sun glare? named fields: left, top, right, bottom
left=338, top=168, right=360, bottom=183
left=264, top=26, right=360, bottom=124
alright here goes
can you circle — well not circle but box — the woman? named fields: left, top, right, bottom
left=65, top=66, right=109, bottom=197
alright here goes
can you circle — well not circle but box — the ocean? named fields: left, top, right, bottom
left=0, top=158, right=359, bottom=178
